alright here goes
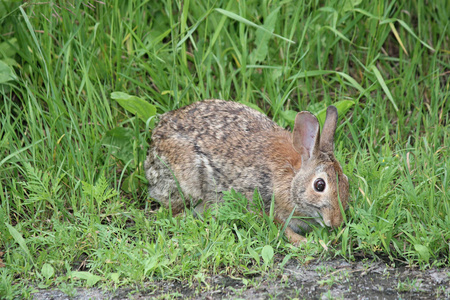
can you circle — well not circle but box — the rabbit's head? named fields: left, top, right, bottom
left=290, top=106, right=349, bottom=229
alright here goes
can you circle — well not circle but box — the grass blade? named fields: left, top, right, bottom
left=215, top=8, right=294, bottom=44
left=5, top=223, right=34, bottom=264
left=371, top=65, right=398, bottom=112
left=0, top=139, right=45, bottom=168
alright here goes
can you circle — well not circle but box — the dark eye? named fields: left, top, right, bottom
left=314, top=178, right=326, bottom=192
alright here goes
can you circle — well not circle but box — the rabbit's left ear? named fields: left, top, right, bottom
left=320, top=106, right=338, bottom=153
left=292, top=111, right=320, bottom=161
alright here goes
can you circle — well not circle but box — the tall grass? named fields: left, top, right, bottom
left=0, top=0, right=449, bottom=297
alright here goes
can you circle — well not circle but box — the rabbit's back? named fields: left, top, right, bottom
left=145, top=100, right=281, bottom=212
left=154, top=99, right=277, bottom=143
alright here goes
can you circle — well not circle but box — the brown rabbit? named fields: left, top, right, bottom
left=144, top=100, right=349, bottom=244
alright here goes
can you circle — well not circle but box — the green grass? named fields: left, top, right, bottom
left=0, top=0, right=449, bottom=298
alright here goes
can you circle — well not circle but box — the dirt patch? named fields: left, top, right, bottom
left=32, top=259, right=450, bottom=299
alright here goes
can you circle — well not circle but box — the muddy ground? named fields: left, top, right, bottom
left=32, top=258, right=450, bottom=299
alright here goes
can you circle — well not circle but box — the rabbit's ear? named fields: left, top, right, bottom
left=292, top=112, right=320, bottom=160
left=320, top=106, right=338, bottom=153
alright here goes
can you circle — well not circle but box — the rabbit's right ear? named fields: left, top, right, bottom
left=319, top=105, right=338, bottom=153
left=292, top=112, right=320, bottom=161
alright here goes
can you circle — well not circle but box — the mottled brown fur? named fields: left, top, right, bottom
left=145, top=99, right=349, bottom=244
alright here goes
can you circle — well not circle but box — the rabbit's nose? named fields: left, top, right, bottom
left=329, top=214, right=344, bottom=228
left=323, top=209, right=343, bottom=227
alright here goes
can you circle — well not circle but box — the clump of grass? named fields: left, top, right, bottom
left=0, top=0, right=449, bottom=297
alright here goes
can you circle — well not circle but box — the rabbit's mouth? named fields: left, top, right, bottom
left=313, top=217, right=325, bottom=227
left=289, top=213, right=326, bottom=232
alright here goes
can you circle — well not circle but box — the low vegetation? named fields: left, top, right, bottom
left=0, top=0, right=448, bottom=298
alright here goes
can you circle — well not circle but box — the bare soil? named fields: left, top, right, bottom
left=32, top=258, right=450, bottom=299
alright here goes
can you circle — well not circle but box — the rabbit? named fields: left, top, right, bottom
left=144, top=99, right=349, bottom=244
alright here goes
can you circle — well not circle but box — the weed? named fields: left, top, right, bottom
left=396, top=278, right=423, bottom=292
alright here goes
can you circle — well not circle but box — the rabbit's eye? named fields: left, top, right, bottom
left=314, top=178, right=326, bottom=192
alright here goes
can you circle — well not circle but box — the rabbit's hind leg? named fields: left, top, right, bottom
left=145, top=148, right=188, bottom=215
left=145, top=138, right=207, bottom=214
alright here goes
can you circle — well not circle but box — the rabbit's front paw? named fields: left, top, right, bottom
left=284, top=226, right=307, bottom=246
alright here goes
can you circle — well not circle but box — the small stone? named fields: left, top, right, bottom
left=429, top=271, right=448, bottom=284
